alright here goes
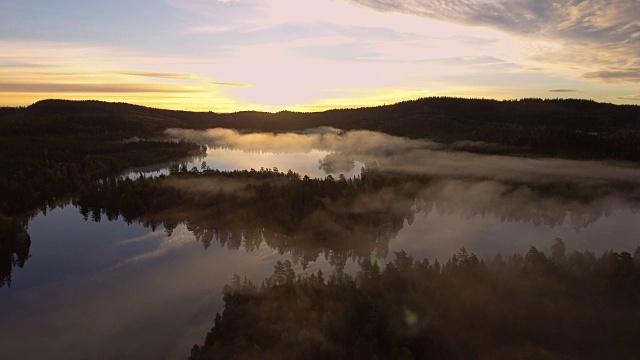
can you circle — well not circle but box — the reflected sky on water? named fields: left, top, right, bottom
left=2, top=193, right=639, bottom=359
left=128, top=147, right=364, bottom=180
left=3, top=129, right=640, bottom=359
left=0, top=206, right=346, bottom=360
left=391, top=206, right=640, bottom=262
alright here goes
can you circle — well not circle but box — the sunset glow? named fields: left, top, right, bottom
left=1, top=0, right=639, bottom=111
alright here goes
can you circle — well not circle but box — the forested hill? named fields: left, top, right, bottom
left=3, top=97, right=640, bottom=160
left=0, top=99, right=208, bottom=216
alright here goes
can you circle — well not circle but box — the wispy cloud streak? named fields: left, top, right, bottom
left=346, top=0, right=640, bottom=82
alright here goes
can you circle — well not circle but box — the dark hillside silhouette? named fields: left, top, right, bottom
left=4, top=97, right=640, bottom=161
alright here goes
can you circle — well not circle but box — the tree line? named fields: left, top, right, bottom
left=71, top=166, right=640, bottom=271
left=190, top=240, right=640, bottom=359
left=8, top=97, right=640, bottom=161
left=0, top=103, right=207, bottom=288
left=0, top=215, right=30, bottom=288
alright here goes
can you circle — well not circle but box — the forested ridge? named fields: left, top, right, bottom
left=2, top=96, right=639, bottom=215
left=1, top=99, right=211, bottom=217
left=4, top=97, right=640, bottom=160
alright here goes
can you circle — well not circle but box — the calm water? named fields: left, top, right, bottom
left=0, top=206, right=348, bottom=359
left=2, top=130, right=640, bottom=360
left=127, top=147, right=364, bottom=180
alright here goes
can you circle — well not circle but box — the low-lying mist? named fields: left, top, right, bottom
left=166, top=127, right=640, bottom=186
left=156, top=127, right=640, bottom=258
left=79, top=169, right=640, bottom=267
left=165, top=127, right=434, bottom=155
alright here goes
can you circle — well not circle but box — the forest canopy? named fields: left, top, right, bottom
left=189, top=242, right=640, bottom=359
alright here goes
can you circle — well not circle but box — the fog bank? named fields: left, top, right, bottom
left=166, top=127, right=640, bottom=185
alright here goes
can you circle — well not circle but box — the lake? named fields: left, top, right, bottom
left=2, top=128, right=640, bottom=359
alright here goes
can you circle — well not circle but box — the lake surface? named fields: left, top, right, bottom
left=127, top=148, right=364, bottom=180
left=0, top=206, right=348, bottom=359
left=2, top=129, right=640, bottom=360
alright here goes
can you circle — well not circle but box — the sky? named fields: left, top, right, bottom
left=0, top=0, right=639, bottom=112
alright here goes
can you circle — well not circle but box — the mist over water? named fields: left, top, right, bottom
left=2, top=128, right=640, bottom=359
left=157, top=127, right=640, bottom=261
left=153, top=127, right=640, bottom=261
left=167, top=127, right=640, bottom=185
left=146, top=127, right=640, bottom=265
left=166, top=127, right=433, bottom=156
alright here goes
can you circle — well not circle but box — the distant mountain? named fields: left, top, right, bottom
left=2, top=97, right=640, bottom=160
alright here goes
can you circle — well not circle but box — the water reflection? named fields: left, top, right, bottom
left=127, top=148, right=364, bottom=180
left=168, top=127, right=640, bottom=185
left=3, top=178, right=639, bottom=358
left=0, top=216, right=30, bottom=288
left=4, top=128, right=640, bottom=359
left=0, top=206, right=346, bottom=360
left=391, top=206, right=640, bottom=262
left=75, top=169, right=640, bottom=266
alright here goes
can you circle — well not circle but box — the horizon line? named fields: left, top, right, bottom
left=3, top=96, right=634, bottom=115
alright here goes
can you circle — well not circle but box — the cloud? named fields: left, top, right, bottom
left=165, top=0, right=525, bottom=102
left=0, top=83, right=203, bottom=93
left=111, top=71, right=250, bottom=87
left=345, top=0, right=554, bottom=34
left=0, top=40, right=253, bottom=110
left=581, top=69, right=640, bottom=83
left=295, top=42, right=380, bottom=62
left=0, top=61, right=54, bottom=69
left=346, top=0, right=639, bottom=41
left=613, top=94, right=640, bottom=101
left=415, top=56, right=519, bottom=71
left=555, top=0, right=640, bottom=42
left=548, top=89, right=579, bottom=93
left=346, top=0, right=640, bottom=82
left=109, top=71, right=197, bottom=80
left=417, top=56, right=507, bottom=65
left=209, top=81, right=251, bottom=87
left=441, top=35, right=501, bottom=46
